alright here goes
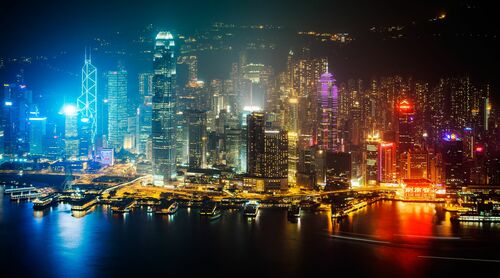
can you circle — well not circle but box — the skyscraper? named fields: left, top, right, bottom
left=442, top=132, right=465, bottom=188
left=246, top=112, right=288, bottom=192
left=317, top=72, right=339, bottom=152
left=152, top=31, right=177, bottom=186
left=77, top=53, right=97, bottom=157
left=187, top=110, right=206, bottom=169
left=28, top=114, right=47, bottom=155
left=137, top=73, right=154, bottom=155
left=105, top=69, right=128, bottom=149
left=1, top=83, right=32, bottom=157
left=63, top=105, right=79, bottom=160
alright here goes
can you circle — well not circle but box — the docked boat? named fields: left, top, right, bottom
left=147, top=206, right=154, bottom=214
left=200, top=200, right=222, bottom=220
left=287, top=204, right=301, bottom=218
left=452, top=212, right=500, bottom=223
left=33, top=193, right=59, bottom=210
left=243, top=201, right=259, bottom=217
left=155, top=200, right=179, bottom=215
left=71, top=195, right=97, bottom=211
left=111, top=198, right=136, bottom=214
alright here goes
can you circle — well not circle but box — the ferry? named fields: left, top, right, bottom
left=287, top=204, right=301, bottom=218
left=331, top=201, right=368, bottom=218
left=243, top=201, right=260, bottom=217
left=111, top=198, right=136, bottom=214
left=33, top=193, right=59, bottom=210
left=155, top=200, right=179, bottom=215
left=71, top=195, right=97, bottom=211
left=200, top=200, right=222, bottom=220
left=452, top=212, right=500, bottom=223
left=220, top=198, right=247, bottom=209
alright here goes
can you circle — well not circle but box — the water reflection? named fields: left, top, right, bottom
left=1, top=198, right=499, bottom=277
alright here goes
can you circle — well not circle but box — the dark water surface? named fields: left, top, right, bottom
left=1, top=194, right=499, bottom=277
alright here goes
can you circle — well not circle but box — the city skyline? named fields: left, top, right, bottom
left=0, top=1, right=499, bottom=277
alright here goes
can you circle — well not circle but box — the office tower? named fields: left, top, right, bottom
left=325, top=152, right=351, bottom=189
left=400, top=147, right=429, bottom=180
left=442, top=132, right=465, bottom=188
left=225, top=128, right=242, bottom=172
left=177, top=56, right=198, bottom=86
left=45, top=122, right=64, bottom=159
left=318, top=72, right=339, bottom=151
left=296, top=147, right=316, bottom=189
left=365, top=133, right=381, bottom=186
left=63, top=105, right=79, bottom=160
left=379, top=142, right=396, bottom=183
left=290, top=57, right=328, bottom=142
left=397, top=99, right=415, bottom=156
left=246, top=112, right=288, bottom=192
left=187, top=110, right=206, bottom=169
left=77, top=53, right=97, bottom=157
left=105, top=69, right=128, bottom=149
left=288, top=131, right=298, bottom=186
left=1, top=83, right=32, bottom=156
left=139, top=73, right=154, bottom=105
left=136, top=73, right=154, bottom=155
left=152, top=31, right=177, bottom=186
left=28, top=114, right=47, bottom=155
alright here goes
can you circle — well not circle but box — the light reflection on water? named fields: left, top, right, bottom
left=1, top=198, right=498, bottom=276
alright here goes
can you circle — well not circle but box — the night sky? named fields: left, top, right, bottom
left=1, top=0, right=498, bottom=102
left=0, top=0, right=466, bottom=55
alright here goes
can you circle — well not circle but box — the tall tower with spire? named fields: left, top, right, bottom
left=77, top=49, right=98, bottom=159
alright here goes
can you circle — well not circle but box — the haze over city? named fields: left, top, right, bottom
left=1, top=1, right=499, bottom=277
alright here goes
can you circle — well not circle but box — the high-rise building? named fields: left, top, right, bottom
left=105, top=69, right=128, bottom=149
left=442, top=132, right=465, bottom=188
left=136, top=73, right=154, bottom=156
left=379, top=142, right=396, bottom=183
left=187, top=110, right=206, bottom=169
left=365, top=133, right=381, bottom=186
left=28, top=115, right=47, bottom=155
left=63, top=105, right=79, bottom=160
left=317, top=72, right=339, bottom=152
left=1, top=83, right=32, bottom=157
left=397, top=99, right=415, bottom=156
left=246, top=112, right=288, bottom=192
left=139, top=73, right=154, bottom=105
left=325, top=151, right=351, bottom=189
left=152, top=31, right=177, bottom=186
left=77, top=53, right=97, bottom=157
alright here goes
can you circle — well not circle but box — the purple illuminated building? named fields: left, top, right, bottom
left=317, top=72, right=339, bottom=152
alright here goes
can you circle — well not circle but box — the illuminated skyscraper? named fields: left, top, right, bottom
left=63, top=105, right=79, bottom=160
left=246, top=112, right=288, bottom=192
left=137, top=73, right=153, bottom=155
left=379, top=142, right=396, bottom=183
left=442, top=132, right=465, bottom=188
left=317, top=72, right=339, bottom=152
left=187, top=110, right=206, bottom=169
left=397, top=99, right=415, bottom=156
left=28, top=114, right=47, bottom=155
left=152, top=31, right=177, bottom=186
left=105, top=69, right=128, bottom=149
left=77, top=52, right=97, bottom=157
left=365, top=133, right=381, bottom=186
left=1, top=83, right=31, bottom=156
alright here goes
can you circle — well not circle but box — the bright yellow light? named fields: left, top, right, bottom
left=438, top=13, right=446, bottom=19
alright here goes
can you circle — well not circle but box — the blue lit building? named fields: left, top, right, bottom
left=152, top=31, right=177, bottom=186
left=28, top=114, right=47, bottom=155
left=105, top=69, right=128, bottom=149
left=1, top=83, right=32, bottom=157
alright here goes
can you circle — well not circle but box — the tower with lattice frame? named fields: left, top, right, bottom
left=77, top=50, right=97, bottom=159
